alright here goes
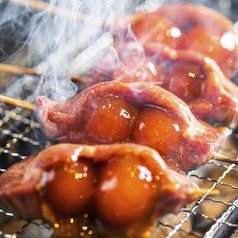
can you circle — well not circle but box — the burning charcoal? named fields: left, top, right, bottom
left=0, top=143, right=201, bottom=238
left=35, top=81, right=228, bottom=172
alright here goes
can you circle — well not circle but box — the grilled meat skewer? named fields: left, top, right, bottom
left=35, top=81, right=228, bottom=172
left=0, top=143, right=202, bottom=238
left=88, top=42, right=238, bottom=129
left=128, top=3, right=238, bottom=79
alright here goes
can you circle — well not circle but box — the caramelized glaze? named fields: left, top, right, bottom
left=131, top=13, right=183, bottom=48
left=131, top=106, right=185, bottom=155
left=178, top=25, right=237, bottom=77
left=94, top=153, right=158, bottom=227
left=163, top=60, right=205, bottom=102
left=41, top=158, right=96, bottom=217
left=84, top=95, right=138, bottom=143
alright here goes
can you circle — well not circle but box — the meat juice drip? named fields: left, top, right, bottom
left=84, top=95, right=138, bottom=144
left=163, top=61, right=205, bottom=102
left=130, top=106, right=186, bottom=168
left=51, top=216, right=97, bottom=238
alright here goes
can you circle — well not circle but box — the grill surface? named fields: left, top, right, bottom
left=0, top=0, right=238, bottom=238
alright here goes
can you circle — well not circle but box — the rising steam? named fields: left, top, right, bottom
left=0, top=0, right=153, bottom=101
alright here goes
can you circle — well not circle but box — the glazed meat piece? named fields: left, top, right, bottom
left=129, top=3, right=238, bottom=78
left=144, top=42, right=238, bottom=128
left=0, top=143, right=200, bottom=238
left=35, top=81, right=227, bottom=171
left=87, top=42, right=164, bottom=87
left=88, top=41, right=238, bottom=128
left=129, top=11, right=183, bottom=48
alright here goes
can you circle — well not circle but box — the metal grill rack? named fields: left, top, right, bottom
left=1, top=78, right=238, bottom=238
left=0, top=0, right=238, bottom=238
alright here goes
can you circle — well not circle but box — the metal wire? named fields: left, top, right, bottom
left=0, top=85, right=237, bottom=238
left=0, top=1, right=237, bottom=237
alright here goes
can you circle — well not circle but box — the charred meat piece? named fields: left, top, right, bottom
left=0, top=143, right=200, bottom=238
left=35, top=82, right=227, bottom=171
left=130, top=2, right=238, bottom=78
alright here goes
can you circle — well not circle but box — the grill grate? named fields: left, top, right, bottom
left=0, top=0, right=238, bottom=237
left=0, top=72, right=238, bottom=238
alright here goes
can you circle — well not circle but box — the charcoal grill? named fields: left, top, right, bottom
left=0, top=0, right=238, bottom=237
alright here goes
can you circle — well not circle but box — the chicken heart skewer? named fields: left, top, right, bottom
left=126, top=2, right=238, bottom=79
left=87, top=42, right=238, bottom=129
left=0, top=143, right=213, bottom=238
left=143, top=42, right=238, bottom=128
left=34, top=81, right=230, bottom=172
left=0, top=88, right=236, bottom=169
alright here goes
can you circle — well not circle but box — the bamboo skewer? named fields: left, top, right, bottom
left=3, top=0, right=144, bottom=29
left=190, top=188, right=220, bottom=196
left=4, top=0, right=103, bottom=27
left=0, top=95, right=37, bottom=111
left=0, top=64, right=87, bottom=83
left=212, top=152, right=238, bottom=165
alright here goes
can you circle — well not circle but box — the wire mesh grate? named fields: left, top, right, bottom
left=0, top=1, right=238, bottom=237
left=0, top=77, right=238, bottom=238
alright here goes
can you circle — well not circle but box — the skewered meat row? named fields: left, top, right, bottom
left=87, top=41, right=238, bottom=128
left=128, top=2, right=238, bottom=79
left=0, top=143, right=201, bottom=238
left=145, top=42, right=238, bottom=128
left=35, top=81, right=227, bottom=172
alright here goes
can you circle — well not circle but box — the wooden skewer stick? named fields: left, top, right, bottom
left=4, top=0, right=144, bottom=29
left=190, top=188, right=220, bottom=196
left=0, top=95, right=37, bottom=112
left=0, top=64, right=87, bottom=83
left=4, top=0, right=103, bottom=27
left=212, top=152, right=238, bottom=165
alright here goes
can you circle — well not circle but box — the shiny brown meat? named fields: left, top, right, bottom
left=144, top=42, right=238, bottom=128
left=35, top=81, right=227, bottom=171
left=88, top=41, right=238, bottom=128
left=130, top=2, right=238, bottom=79
left=0, top=143, right=199, bottom=238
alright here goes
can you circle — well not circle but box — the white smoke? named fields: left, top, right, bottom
left=0, top=0, right=148, bottom=101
